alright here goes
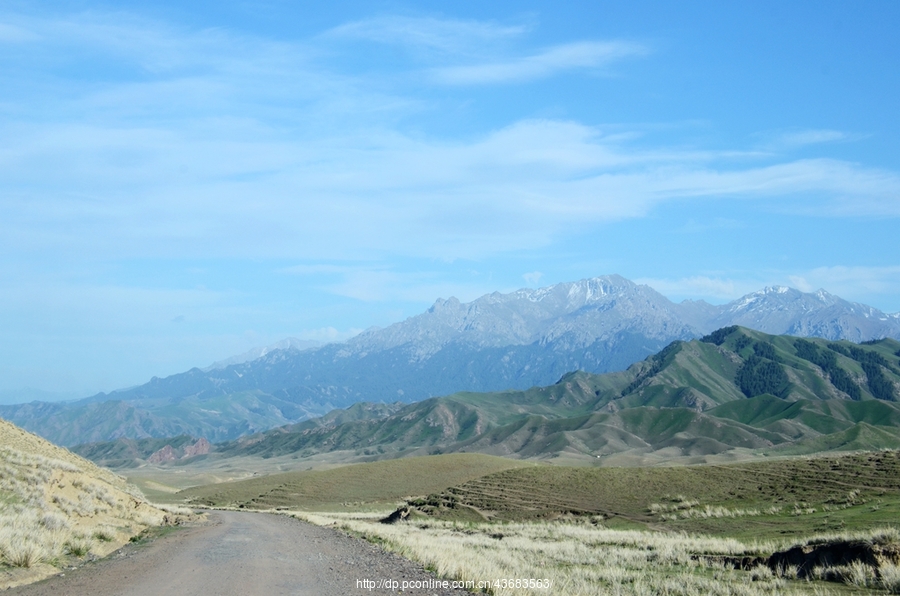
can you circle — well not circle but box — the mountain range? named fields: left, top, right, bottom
left=73, top=327, right=900, bottom=467
left=4, top=275, right=900, bottom=446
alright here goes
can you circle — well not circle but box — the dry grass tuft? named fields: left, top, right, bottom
left=880, top=561, right=900, bottom=594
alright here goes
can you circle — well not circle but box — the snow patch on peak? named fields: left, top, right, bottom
left=728, top=286, right=796, bottom=312
left=517, top=276, right=624, bottom=304
left=762, top=286, right=790, bottom=295
left=566, top=276, right=629, bottom=304
left=729, top=293, right=762, bottom=311
left=567, top=280, right=607, bottom=303
left=522, top=284, right=557, bottom=303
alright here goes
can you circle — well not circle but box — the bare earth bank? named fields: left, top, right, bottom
left=8, top=511, right=473, bottom=596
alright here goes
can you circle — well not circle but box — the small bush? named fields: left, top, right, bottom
left=843, top=561, right=876, bottom=588
left=93, top=527, right=115, bottom=542
left=65, top=537, right=92, bottom=557
left=880, top=561, right=900, bottom=594
left=749, top=565, right=773, bottom=581
left=4, top=542, right=46, bottom=568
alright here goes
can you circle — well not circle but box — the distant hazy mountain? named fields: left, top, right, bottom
left=202, top=338, right=321, bottom=371
left=3, top=275, right=899, bottom=446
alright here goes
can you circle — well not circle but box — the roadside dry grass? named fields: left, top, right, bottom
left=0, top=419, right=181, bottom=589
left=291, top=510, right=887, bottom=595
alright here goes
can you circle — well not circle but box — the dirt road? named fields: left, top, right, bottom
left=10, top=511, right=472, bottom=596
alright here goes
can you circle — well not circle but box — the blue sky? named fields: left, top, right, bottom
left=2, top=1, right=899, bottom=397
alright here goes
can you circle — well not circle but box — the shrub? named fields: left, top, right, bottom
left=880, top=561, right=900, bottom=594
left=4, top=541, right=46, bottom=568
left=93, top=527, right=115, bottom=542
left=65, top=536, right=92, bottom=557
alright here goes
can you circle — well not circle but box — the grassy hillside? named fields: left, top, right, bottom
left=0, top=418, right=180, bottom=589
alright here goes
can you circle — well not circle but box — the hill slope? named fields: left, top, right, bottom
left=0, top=418, right=171, bottom=589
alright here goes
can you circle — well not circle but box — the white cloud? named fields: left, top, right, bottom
left=753, top=129, right=869, bottom=154
left=432, top=41, right=648, bottom=85
left=7, top=13, right=892, bottom=268
left=523, top=271, right=543, bottom=286
left=3, top=10, right=900, bottom=300
left=4, top=117, right=900, bottom=265
left=777, top=129, right=847, bottom=147
left=325, top=15, right=528, bottom=54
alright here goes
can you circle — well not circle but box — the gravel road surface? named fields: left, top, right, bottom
left=9, top=511, right=473, bottom=596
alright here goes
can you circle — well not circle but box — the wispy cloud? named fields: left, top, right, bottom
left=777, top=129, right=847, bottom=147
left=432, top=41, right=648, bottom=85
left=2, top=10, right=900, bottom=326
left=324, top=16, right=646, bottom=85
left=523, top=271, right=543, bottom=286
left=754, top=128, right=864, bottom=152
left=4, top=115, right=900, bottom=264
left=325, top=15, right=528, bottom=54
